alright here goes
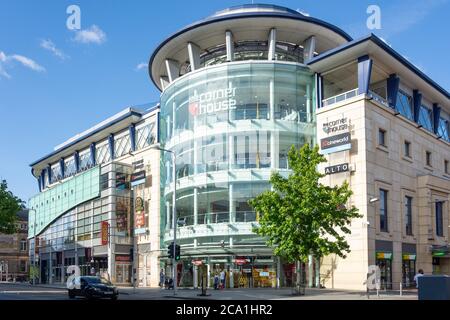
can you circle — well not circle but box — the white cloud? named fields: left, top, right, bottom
left=135, top=62, right=148, bottom=71
left=73, top=25, right=107, bottom=44
left=40, top=39, right=69, bottom=60
left=0, top=51, right=45, bottom=78
left=10, top=54, right=46, bottom=72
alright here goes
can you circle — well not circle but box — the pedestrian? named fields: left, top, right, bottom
left=159, top=269, right=165, bottom=289
left=414, top=269, right=424, bottom=288
left=214, top=274, right=219, bottom=290
left=220, top=269, right=226, bottom=289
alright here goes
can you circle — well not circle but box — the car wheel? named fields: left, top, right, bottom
left=68, top=291, right=75, bottom=299
left=111, top=294, right=118, bottom=301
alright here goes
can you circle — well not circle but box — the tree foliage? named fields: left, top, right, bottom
left=249, top=144, right=361, bottom=263
left=0, top=180, right=24, bottom=234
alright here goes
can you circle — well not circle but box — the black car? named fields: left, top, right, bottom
left=68, top=276, right=119, bottom=300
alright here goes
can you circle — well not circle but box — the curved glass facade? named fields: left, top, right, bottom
left=160, top=61, right=315, bottom=247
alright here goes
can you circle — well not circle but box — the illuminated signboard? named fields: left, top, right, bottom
left=101, top=221, right=109, bottom=245
left=320, top=132, right=351, bottom=154
left=188, top=87, right=237, bottom=116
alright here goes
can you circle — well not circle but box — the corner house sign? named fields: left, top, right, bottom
left=320, top=132, right=351, bottom=154
left=325, top=163, right=349, bottom=175
left=189, top=87, right=237, bottom=116
left=322, top=118, right=348, bottom=134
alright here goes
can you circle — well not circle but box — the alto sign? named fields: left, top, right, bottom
left=189, top=87, right=237, bottom=116
left=324, top=163, right=349, bottom=175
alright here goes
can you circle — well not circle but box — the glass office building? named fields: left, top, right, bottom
left=151, top=4, right=352, bottom=288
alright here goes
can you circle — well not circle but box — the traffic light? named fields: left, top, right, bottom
left=175, top=244, right=181, bottom=261
left=168, top=242, right=174, bottom=259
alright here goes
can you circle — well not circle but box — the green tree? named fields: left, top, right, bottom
left=249, top=144, right=360, bottom=289
left=0, top=180, right=24, bottom=234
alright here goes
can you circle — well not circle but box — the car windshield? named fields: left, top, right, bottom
left=84, top=277, right=111, bottom=285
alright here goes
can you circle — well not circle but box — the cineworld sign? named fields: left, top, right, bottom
left=320, top=132, right=351, bottom=154
left=189, top=87, right=237, bottom=116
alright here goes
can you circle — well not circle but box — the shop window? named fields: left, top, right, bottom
left=405, top=196, right=413, bottom=236
left=435, top=201, right=444, bottom=237
left=379, top=189, right=388, bottom=232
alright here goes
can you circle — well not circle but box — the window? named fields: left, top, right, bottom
left=100, top=173, right=109, bottom=191
left=378, top=129, right=386, bottom=147
left=404, top=141, right=411, bottom=158
left=437, top=118, right=449, bottom=142
left=445, top=160, right=449, bottom=174
left=426, top=151, right=432, bottom=167
left=20, top=239, right=27, bottom=251
left=395, top=91, right=413, bottom=120
left=19, top=260, right=27, bottom=273
left=380, top=189, right=388, bottom=232
left=405, top=196, right=413, bottom=236
left=418, top=105, right=433, bottom=132
left=435, top=201, right=444, bottom=237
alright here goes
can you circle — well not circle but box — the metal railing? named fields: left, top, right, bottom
left=322, top=88, right=359, bottom=107
left=368, top=90, right=389, bottom=107
left=175, top=211, right=257, bottom=227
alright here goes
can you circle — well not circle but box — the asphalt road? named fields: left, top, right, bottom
left=0, top=283, right=418, bottom=300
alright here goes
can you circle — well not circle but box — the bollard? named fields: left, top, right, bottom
left=400, top=282, right=402, bottom=296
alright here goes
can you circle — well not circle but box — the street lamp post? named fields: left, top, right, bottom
left=29, top=208, right=37, bottom=285
left=151, top=144, right=177, bottom=295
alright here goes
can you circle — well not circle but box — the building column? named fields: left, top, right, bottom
left=107, top=197, right=115, bottom=282
left=303, top=36, right=316, bottom=62
left=74, top=151, right=80, bottom=173
left=59, top=158, right=65, bottom=179
left=108, top=134, right=115, bottom=161
left=433, top=103, right=441, bottom=135
left=165, top=201, right=171, bottom=231
left=165, top=59, right=179, bottom=83
left=386, top=74, right=400, bottom=110
left=270, top=131, right=279, bottom=169
left=188, top=42, right=201, bottom=71
left=225, top=31, right=234, bottom=62
left=229, top=183, right=235, bottom=223
left=306, top=83, right=312, bottom=123
left=268, top=28, right=277, bottom=61
left=228, top=134, right=235, bottom=170
left=308, top=254, right=313, bottom=287
left=193, top=187, right=198, bottom=225
left=90, top=143, right=96, bottom=166
left=413, top=90, right=422, bottom=124
left=269, top=79, right=275, bottom=120
left=160, top=76, right=170, bottom=91
left=129, top=124, right=136, bottom=152
left=315, top=73, right=323, bottom=109
left=357, top=55, right=373, bottom=95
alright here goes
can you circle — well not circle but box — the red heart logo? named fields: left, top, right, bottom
left=189, top=102, right=198, bottom=116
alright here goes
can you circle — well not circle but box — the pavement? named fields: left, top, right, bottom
left=0, top=282, right=418, bottom=300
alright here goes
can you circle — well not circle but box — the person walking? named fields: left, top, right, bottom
left=414, top=269, right=424, bottom=289
left=220, top=269, right=226, bottom=290
left=159, top=269, right=165, bottom=289
left=213, top=274, right=219, bottom=290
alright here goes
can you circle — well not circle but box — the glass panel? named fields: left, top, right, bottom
left=418, top=105, right=433, bottom=132
left=395, top=91, right=413, bottom=121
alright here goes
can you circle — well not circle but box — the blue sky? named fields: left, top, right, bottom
left=1, top=0, right=449, bottom=203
